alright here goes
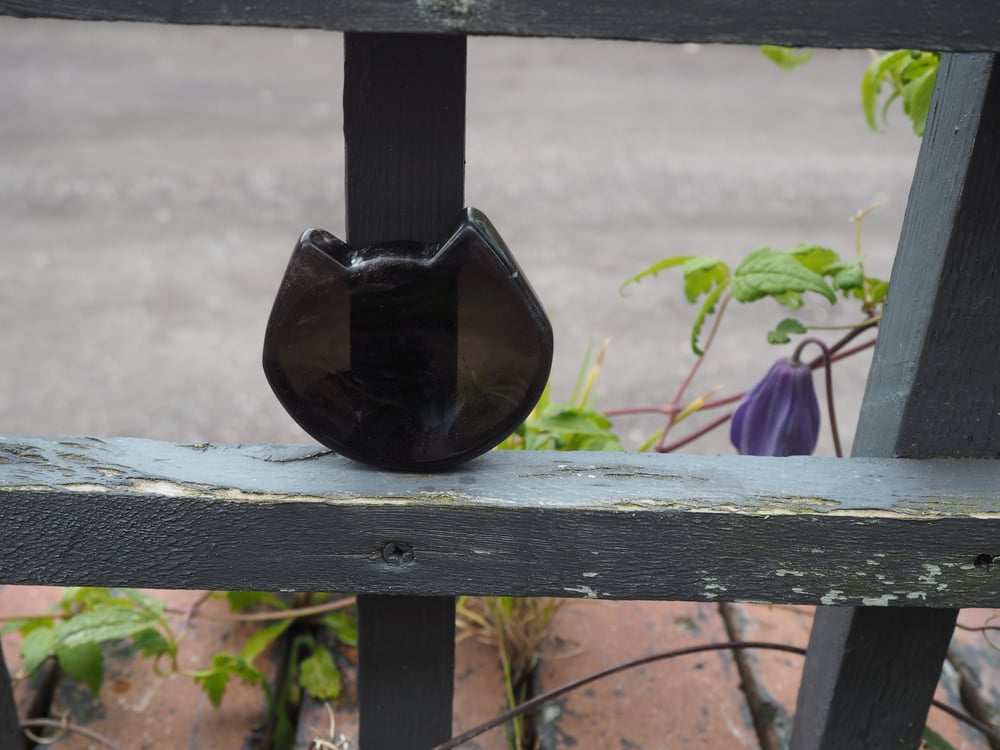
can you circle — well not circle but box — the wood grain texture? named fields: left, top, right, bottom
left=3, top=0, right=1000, bottom=50
left=344, top=33, right=465, bottom=247
left=790, top=53, right=1000, bottom=750
left=357, top=596, right=455, bottom=748
left=1, top=438, right=998, bottom=606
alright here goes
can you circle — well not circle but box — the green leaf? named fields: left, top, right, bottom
left=56, top=641, right=105, bottom=694
left=619, top=256, right=694, bottom=294
left=193, top=667, right=229, bottom=709
left=830, top=262, right=865, bottom=291
left=321, top=612, right=358, bottom=648
left=900, top=57, right=938, bottom=135
left=761, top=45, right=813, bottom=71
left=767, top=317, right=808, bottom=344
left=921, top=726, right=957, bottom=750
left=732, top=247, right=835, bottom=304
left=861, top=50, right=938, bottom=135
left=120, top=589, right=166, bottom=617
left=681, top=257, right=729, bottom=303
left=787, top=244, right=839, bottom=275
left=240, top=618, right=292, bottom=664
left=20, top=626, right=55, bottom=676
left=2, top=617, right=52, bottom=637
left=867, top=278, right=889, bottom=305
left=690, top=281, right=729, bottom=356
left=298, top=646, right=342, bottom=701
left=532, top=409, right=616, bottom=438
left=55, top=607, right=161, bottom=649
left=224, top=591, right=289, bottom=612
left=192, top=653, right=263, bottom=709
left=861, top=50, right=912, bottom=131
left=772, top=290, right=803, bottom=309
left=131, top=628, right=173, bottom=659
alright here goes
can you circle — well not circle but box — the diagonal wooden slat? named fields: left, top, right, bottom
left=791, top=52, right=1000, bottom=750
left=1, top=438, right=998, bottom=606
left=1, top=0, right=1000, bottom=51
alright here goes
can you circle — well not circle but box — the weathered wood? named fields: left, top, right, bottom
left=0, top=640, right=23, bottom=750
left=3, top=0, right=1000, bottom=51
left=344, top=33, right=465, bottom=247
left=1, top=438, right=998, bottom=606
left=343, top=32, right=464, bottom=748
left=791, top=53, right=1000, bottom=750
left=357, top=596, right=455, bottom=748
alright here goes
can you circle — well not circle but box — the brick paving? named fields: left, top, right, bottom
left=2, top=586, right=996, bottom=749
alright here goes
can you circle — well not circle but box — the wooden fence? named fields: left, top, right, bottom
left=1, top=3, right=999, bottom=748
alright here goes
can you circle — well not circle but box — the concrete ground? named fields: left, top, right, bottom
left=0, top=17, right=921, bottom=455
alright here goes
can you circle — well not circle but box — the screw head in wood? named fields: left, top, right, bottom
left=381, top=541, right=415, bottom=566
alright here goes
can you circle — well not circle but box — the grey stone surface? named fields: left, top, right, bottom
left=0, top=18, right=921, bottom=455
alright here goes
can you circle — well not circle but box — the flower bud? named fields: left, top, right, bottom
left=730, top=358, right=820, bottom=456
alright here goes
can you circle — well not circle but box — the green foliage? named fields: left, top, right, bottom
left=298, top=644, right=342, bottom=701
left=13, top=589, right=178, bottom=697
left=192, top=652, right=264, bottom=709
left=861, top=50, right=940, bottom=136
left=767, top=317, right=808, bottom=344
left=732, top=247, right=836, bottom=304
left=625, top=241, right=885, bottom=354
left=921, top=726, right=958, bottom=750
left=760, top=43, right=938, bottom=136
left=761, top=45, right=813, bottom=71
left=321, top=611, right=358, bottom=648
left=501, top=345, right=622, bottom=452
left=5, top=584, right=357, bottom=744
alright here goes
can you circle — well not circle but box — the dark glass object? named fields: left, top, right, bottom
left=263, top=208, right=553, bottom=471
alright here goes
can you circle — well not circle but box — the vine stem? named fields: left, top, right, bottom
left=793, top=337, right=843, bottom=458
left=0, top=595, right=356, bottom=625
left=654, top=292, right=733, bottom=451
left=432, top=640, right=1000, bottom=749
left=619, top=320, right=878, bottom=453
left=20, top=717, right=128, bottom=750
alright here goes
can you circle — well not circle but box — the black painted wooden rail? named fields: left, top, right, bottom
left=2, top=5, right=1000, bottom=750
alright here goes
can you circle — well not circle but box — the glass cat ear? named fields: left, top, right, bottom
left=263, top=208, right=553, bottom=471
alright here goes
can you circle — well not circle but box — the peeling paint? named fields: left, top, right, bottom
left=564, top=585, right=598, bottom=599
left=129, top=479, right=203, bottom=498
left=776, top=569, right=806, bottom=577
left=861, top=594, right=899, bottom=606
left=821, top=589, right=847, bottom=605
left=582, top=572, right=598, bottom=578
left=61, top=483, right=109, bottom=493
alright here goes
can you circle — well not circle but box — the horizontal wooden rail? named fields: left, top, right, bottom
left=1, top=436, right=997, bottom=607
left=2, top=0, right=1000, bottom=51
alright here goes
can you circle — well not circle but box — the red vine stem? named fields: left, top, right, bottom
left=654, top=292, right=733, bottom=451
left=793, top=337, right=843, bottom=458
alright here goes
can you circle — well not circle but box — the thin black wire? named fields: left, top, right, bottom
left=434, top=640, right=1000, bottom=749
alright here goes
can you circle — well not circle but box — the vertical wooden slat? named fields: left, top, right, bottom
left=791, top=52, right=1000, bottom=750
left=344, top=32, right=465, bottom=748
left=0, top=641, right=23, bottom=750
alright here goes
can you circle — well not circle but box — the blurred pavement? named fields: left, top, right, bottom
left=0, top=19, right=922, bottom=455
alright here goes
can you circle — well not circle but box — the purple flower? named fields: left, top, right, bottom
left=730, top=358, right=820, bottom=456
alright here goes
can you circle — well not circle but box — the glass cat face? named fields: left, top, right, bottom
left=263, top=208, right=553, bottom=471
